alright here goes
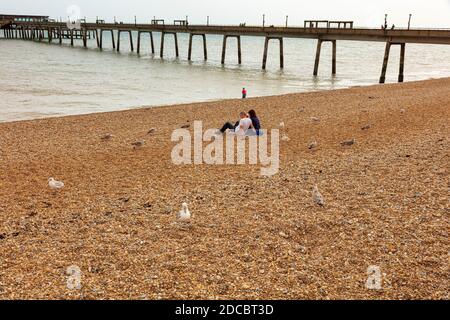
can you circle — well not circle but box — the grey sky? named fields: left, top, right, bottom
left=2, top=0, right=450, bottom=27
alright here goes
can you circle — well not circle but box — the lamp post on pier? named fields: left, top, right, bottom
left=263, top=14, right=265, bottom=27
left=408, top=14, right=412, bottom=30
left=285, top=15, right=288, bottom=27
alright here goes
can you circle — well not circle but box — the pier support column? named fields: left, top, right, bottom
left=398, top=43, right=406, bottom=83
left=313, top=39, right=337, bottom=76
left=160, top=32, right=179, bottom=58
left=95, top=29, right=100, bottom=48
left=82, top=29, right=88, bottom=47
left=379, top=42, right=392, bottom=84
left=99, top=30, right=110, bottom=49
left=313, top=40, right=323, bottom=76
left=150, top=32, right=155, bottom=54
left=117, top=30, right=134, bottom=52
left=188, top=33, right=208, bottom=61
left=117, top=30, right=121, bottom=51
left=129, top=31, right=134, bottom=52
left=111, top=30, right=115, bottom=49
left=137, top=31, right=154, bottom=54
left=174, top=33, right=179, bottom=57
left=188, top=33, right=193, bottom=60
left=331, top=40, right=337, bottom=75
left=48, top=28, right=53, bottom=43
left=202, top=34, right=208, bottom=60
left=262, top=37, right=284, bottom=70
left=221, top=35, right=227, bottom=64
left=70, top=29, right=74, bottom=46
left=137, top=31, right=141, bottom=54
left=58, top=28, right=62, bottom=44
left=221, top=35, right=242, bottom=65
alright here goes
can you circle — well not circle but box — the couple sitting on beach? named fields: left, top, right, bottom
left=219, top=109, right=261, bottom=136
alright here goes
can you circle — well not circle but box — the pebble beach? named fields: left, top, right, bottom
left=0, top=78, right=448, bottom=299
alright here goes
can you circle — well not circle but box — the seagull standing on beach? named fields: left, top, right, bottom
left=312, top=185, right=325, bottom=206
left=131, top=140, right=145, bottom=149
left=311, top=117, right=321, bottom=123
left=281, top=135, right=291, bottom=142
left=341, top=138, right=356, bottom=147
left=177, top=203, right=191, bottom=222
left=308, top=141, right=318, bottom=150
left=48, top=178, right=64, bottom=190
left=101, top=133, right=113, bottom=141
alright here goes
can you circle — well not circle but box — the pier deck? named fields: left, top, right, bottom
left=2, top=18, right=450, bottom=83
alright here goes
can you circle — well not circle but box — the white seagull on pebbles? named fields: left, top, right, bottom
left=48, top=178, right=64, bottom=190
left=308, top=141, right=318, bottom=150
left=312, top=185, right=325, bottom=206
left=281, top=135, right=291, bottom=142
left=177, top=203, right=191, bottom=222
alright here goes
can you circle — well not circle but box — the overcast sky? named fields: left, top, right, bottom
left=2, top=0, right=450, bottom=28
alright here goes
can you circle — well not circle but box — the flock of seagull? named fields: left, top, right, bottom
left=46, top=114, right=367, bottom=222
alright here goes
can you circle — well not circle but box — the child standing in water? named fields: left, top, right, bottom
left=242, top=87, right=247, bottom=99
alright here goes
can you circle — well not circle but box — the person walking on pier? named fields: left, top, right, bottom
left=242, top=87, right=247, bottom=99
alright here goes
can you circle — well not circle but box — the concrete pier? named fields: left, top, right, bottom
left=137, top=31, right=155, bottom=54
left=117, top=30, right=134, bottom=52
left=379, top=42, right=406, bottom=83
left=2, top=15, right=450, bottom=83
left=221, top=35, right=241, bottom=64
left=160, top=32, right=179, bottom=58
left=188, top=33, right=207, bottom=61
left=262, top=36, right=284, bottom=69
left=99, top=29, right=116, bottom=49
left=313, top=39, right=337, bottom=76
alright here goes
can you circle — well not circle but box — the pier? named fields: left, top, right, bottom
left=2, top=14, right=450, bottom=83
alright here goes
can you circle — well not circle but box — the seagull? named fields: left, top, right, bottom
left=361, top=125, right=372, bottom=131
left=181, top=123, right=190, bottom=129
left=147, top=128, right=156, bottom=135
left=281, top=135, right=290, bottom=142
left=341, top=138, right=356, bottom=147
left=279, top=122, right=286, bottom=129
left=177, top=203, right=191, bottom=222
left=101, top=133, right=113, bottom=141
left=311, top=117, right=321, bottom=123
left=308, top=141, right=318, bottom=150
left=48, top=178, right=64, bottom=190
left=312, top=185, right=325, bottom=206
left=400, top=109, right=406, bottom=114
left=131, top=140, right=145, bottom=149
